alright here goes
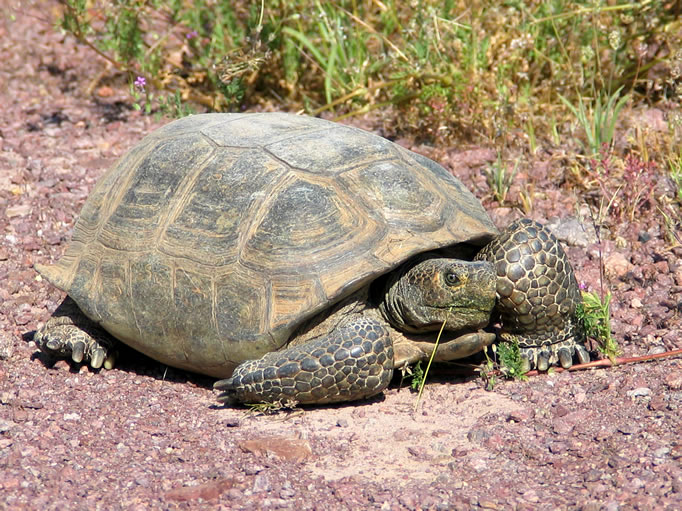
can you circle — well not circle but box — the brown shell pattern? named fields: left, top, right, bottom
left=37, top=113, right=496, bottom=376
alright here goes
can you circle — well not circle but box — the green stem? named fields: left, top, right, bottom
left=413, top=308, right=450, bottom=412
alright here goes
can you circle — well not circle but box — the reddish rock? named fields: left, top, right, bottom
left=165, top=478, right=237, bottom=502
left=664, top=371, right=682, bottom=390
left=604, top=252, right=632, bottom=279
left=507, top=408, right=534, bottom=422
left=407, top=445, right=429, bottom=459
left=238, top=436, right=312, bottom=462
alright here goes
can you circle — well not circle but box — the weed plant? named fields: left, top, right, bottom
left=583, top=145, right=661, bottom=225
left=496, top=341, right=528, bottom=380
left=55, top=1, right=679, bottom=143
left=577, top=290, right=621, bottom=361
left=480, top=341, right=528, bottom=391
left=405, top=361, right=425, bottom=392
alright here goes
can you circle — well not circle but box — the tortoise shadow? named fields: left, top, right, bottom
left=25, top=329, right=215, bottom=389
left=208, top=390, right=387, bottom=412
left=25, top=328, right=483, bottom=410
left=25, top=328, right=383, bottom=408
left=387, top=358, right=483, bottom=392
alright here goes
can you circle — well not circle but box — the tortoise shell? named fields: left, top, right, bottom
left=37, top=113, right=497, bottom=377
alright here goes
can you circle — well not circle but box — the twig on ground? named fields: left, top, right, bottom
left=522, top=348, right=682, bottom=377
left=438, top=348, right=682, bottom=380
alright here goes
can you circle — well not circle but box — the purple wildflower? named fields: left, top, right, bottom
left=187, top=30, right=199, bottom=40
left=134, top=76, right=146, bottom=91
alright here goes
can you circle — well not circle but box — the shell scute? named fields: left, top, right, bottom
left=38, top=113, right=496, bottom=377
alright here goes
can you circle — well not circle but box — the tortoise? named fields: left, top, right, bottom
left=35, top=112, right=589, bottom=405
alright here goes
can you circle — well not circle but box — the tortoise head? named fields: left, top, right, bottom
left=380, top=257, right=497, bottom=334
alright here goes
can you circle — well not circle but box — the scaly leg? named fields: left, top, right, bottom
left=215, top=316, right=393, bottom=405
left=35, top=297, right=116, bottom=369
left=477, top=219, right=590, bottom=371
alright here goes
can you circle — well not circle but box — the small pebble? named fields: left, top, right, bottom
left=653, top=447, right=671, bottom=458
left=626, top=387, right=651, bottom=398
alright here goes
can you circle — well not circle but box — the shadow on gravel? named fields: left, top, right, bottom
left=23, top=327, right=481, bottom=408
left=23, top=329, right=216, bottom=389
left=209, top=391, right=387, bottom=412
left=94, top=98, right=133, bottom=123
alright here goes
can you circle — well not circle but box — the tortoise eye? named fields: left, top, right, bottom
left=445, top=272, right=460, bottom=285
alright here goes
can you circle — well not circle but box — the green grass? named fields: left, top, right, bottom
left=559, top=87, right=630, bottom=156
left=577, top=290, right=621, bottom=361
left=669, top=153, right=682, bottom=204
left=659, top=150, right=682, bottom=246
left=484, top=153, right=519, bottom=205
left=54, top=1, right=679, bottom=142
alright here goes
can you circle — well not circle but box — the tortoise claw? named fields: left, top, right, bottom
left=536, top=350, right=551, bottom=371
left=213, top=378, right=236, bottom=404
left=44, top=337, right=65, bottom=354
left=519, top=341, right=591, bottom=372
left=213, top=377, right=234, bottom=391
left=35, top=298, right=117, bottom=371
left=576, top=345, right=590, bottom=365
left=71, top=340, right=86, bottom=363
left=558, top=347, right=573, bottom=368
left=520, top=353, right=532, bottom=373
left=90, top=348, right=105, bottom=369
left=103, top=353, right=116, bottom=370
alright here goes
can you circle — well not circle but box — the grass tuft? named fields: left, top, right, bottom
left=484, top=153, right=518, bottom=205
left=559, top=87, right=629, bottom=156
left=577, top=290, right=621, bottom=362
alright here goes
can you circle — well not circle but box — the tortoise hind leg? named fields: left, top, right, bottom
left=35, top=297, right=117, bottom=370
left=215, top=317, right=394, bottom=405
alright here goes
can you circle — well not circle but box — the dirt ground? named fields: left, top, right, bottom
left=1, top=2, right=681, bottom=510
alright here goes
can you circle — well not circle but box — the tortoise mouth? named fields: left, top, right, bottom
left=405, top=305, right=491, bottom=334
left=430, top=304, right=491, bottom=312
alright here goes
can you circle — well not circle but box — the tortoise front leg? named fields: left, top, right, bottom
left=35, top=297, right=117, bottom=370
left=476, top=219, right=590, bottom=371
left=393, top=331, right=496, bottom=368
left=214, top=317, right=394, bottom=405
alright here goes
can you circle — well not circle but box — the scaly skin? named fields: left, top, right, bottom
left=34, top=297, right=116, bottom=370
left=215, top=317, right=393, bottom=405
left=475, top=219, right=590, bottom=371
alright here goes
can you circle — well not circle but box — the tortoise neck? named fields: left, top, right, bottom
left=377, top=261, right=418, bottom=333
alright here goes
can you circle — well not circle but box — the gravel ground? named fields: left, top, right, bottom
left=1, top=2, right=681, bottom=510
